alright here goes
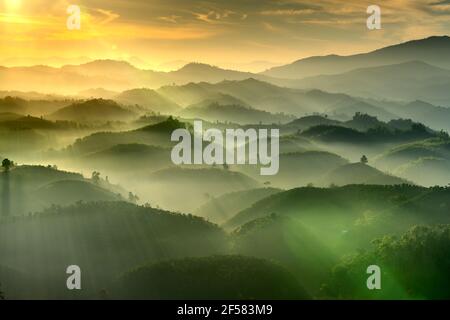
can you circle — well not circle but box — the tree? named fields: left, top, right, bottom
left=1, top=159, right=13, bottom=172
left=360, top=155, right=368, bottom=164
left=91, top=171, right=101, bottom=184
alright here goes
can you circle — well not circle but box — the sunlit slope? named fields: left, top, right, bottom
left=231, top=214, right=335, bottom=295
left=144, top=167, right=260, bottom=212
left=236, top=151, right=348, bottom=188
left=0, top=201, right=228, bottom=299
left=224, top=185, right=450, bottom=249
left=323, top=225, right=450, bottom=299
left=195, top=187, right=282, bottom=224
left=322, top=162, right=409, bottom=186
left=375, top=137, right=450, bottom=185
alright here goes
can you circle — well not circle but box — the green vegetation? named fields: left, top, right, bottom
left=0, top=201, right=228, bottom=299
left=113, top=255, right=309, bottom=300
left=322, top=225, right=450, bottom=299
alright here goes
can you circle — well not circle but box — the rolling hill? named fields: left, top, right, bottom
left=374, top=137, right=450, bottom=185
left=0, top=201, right=228, bottom=299
left=113, top=255, right=308, bottom=300
left=322, top=162, right=409, bottom=186
left=294, top=61, right=450, bottom=105
left=49, top=99, right=137, bottom=122
left=81, top=143, right=171, bottom=174
left=180, top=102, right=294, bottom=124
left=143, top=167, right=260, bottom=212
left=0, top=165, right=127, bottom=216
left=224, top=185, right=450, bottom=249
left=69, top=117, right=186, bottom=155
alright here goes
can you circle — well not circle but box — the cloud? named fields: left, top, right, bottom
left=1, top=0, right=449, bottom=66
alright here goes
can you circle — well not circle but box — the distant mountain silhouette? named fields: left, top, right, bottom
left=263, top=36, right=450, bottom=78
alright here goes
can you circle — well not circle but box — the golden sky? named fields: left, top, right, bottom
left=1, top=0, right=450, bottom=70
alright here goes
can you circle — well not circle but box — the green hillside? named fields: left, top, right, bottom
left=224, top=185, right=450, bottom=250
left=323, top=162, right=409, bottom=186
left=113, top=255, right=309, bottom=300
left=0, top=201, right=228, bottom=299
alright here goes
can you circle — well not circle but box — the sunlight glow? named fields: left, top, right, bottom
left=5, top=0, right=22, bottom=11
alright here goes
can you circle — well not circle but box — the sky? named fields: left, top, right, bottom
left=0, top=0, right=450, bottom=71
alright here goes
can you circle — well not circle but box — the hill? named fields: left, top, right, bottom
left=0, top=165, right=125, bottom=216
left=78, top=88, right=118, bottom=99
left=287, top=115, right=341, bottom=130
left=323, top=225, right=450, bottom=299
left=224, top=185, right=450, bottom=242
left=263, top=36, right=450, bottom=78
left=196, top=79, right=379, bottom=117
left=322, top=162, right=409, bottom=186
left=180, top=102, right=293, bottom=124
left=69, top=117, right=186, bottom=155
left=144, top=167, right=260, bottom=212
left=0, top=201, right=228, bottom=299
left=49, top=99, right=136, bottom=122
left=294, top=61, right=450, bottom=105
left=81, top=144, right=171, bottom=174
left=195, top=187, right=282, bottom=224
left=115, top=88, right=180, bottom=114
left=236, top=150, right=348, bottom=189
left=300, top=123, right=435, bottom=145
left=0, top=60, right=288, bottom=94
left=113, top=255, right=308, bottom=299
left=232, top=214, right=336, bottom=294
left=374, top=137, right=450, bottom=169
left=397, top=100, right=450, bottom=131
left=35, top=180, right=123, bottom=205
left=0, top=96, right=28, bottom=114
left=374, top=137, right=450, bottom=186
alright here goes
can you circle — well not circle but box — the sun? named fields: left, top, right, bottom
left=5, top=0, right=22, bottom=10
